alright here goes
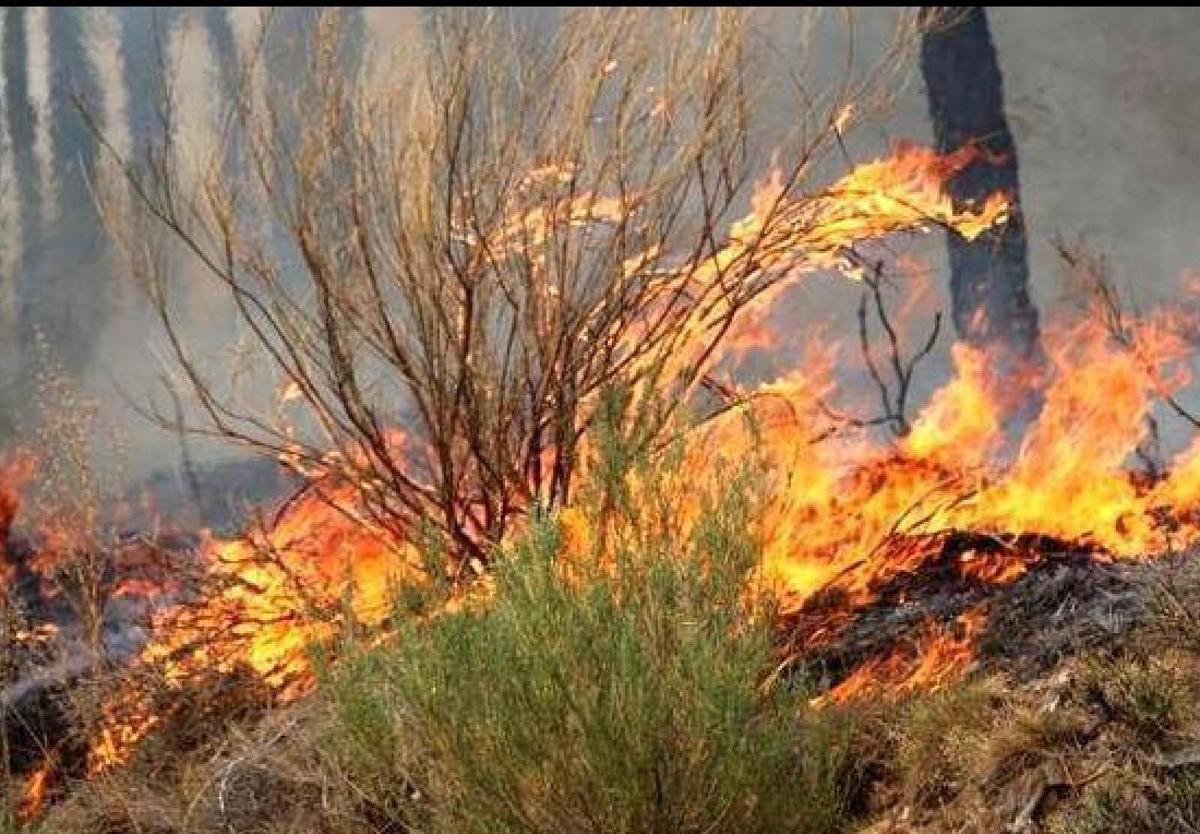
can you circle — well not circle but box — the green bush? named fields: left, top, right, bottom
left=322, top=435, right=857, bottom=834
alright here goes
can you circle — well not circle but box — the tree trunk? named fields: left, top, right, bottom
left=921, top=7, right=1042, bottom=372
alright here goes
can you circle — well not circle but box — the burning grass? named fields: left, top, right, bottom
left=13, top=190, right=1200, bottom=828
left=22, top=119, right=1030, bottom=789
left=10, top=345, right=1200, bottom=831
left=15, top=251, right=1200, bottom=827
left=9, top=482, right=1200, bottom=834
left=10, top=8, right=1200, bottom=830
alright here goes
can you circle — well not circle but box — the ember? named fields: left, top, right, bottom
left=14, top=757, right=52, bottom=823
left=816, top=607, right=986, bottom=705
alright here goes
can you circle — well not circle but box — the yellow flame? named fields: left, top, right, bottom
left=78, top=141, right=1037, bottom=768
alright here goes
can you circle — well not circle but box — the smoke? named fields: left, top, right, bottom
left=0, top=15, right=21, bottom=365
left=80, top=7, right=132, bottom=264
left=24, top=8, right=56, bottom=228
left=80, top=10, right=130, bottom=162
left=2, top=8, right=1200, bottom=499
left=226, top=8, right=268, bottom=127
left=360, top=7, right=422, bottom=92
left=164, top=8, right=219, bottom=203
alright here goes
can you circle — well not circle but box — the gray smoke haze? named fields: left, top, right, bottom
left=0, top=7, right=1198, bottom=504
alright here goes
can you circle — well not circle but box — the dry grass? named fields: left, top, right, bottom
left=39, top=702, right=352, bottom=834
left=890, top=681, right=998, bottom=807
left=847, top=556, right=1200, bottom=834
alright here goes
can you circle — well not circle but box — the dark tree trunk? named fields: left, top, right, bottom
left=921, top=7, right=1042, bottom=371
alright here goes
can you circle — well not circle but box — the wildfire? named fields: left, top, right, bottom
left=818, top=608, right=987, bottom=705
left=13, top=139, right=1200, bottom=814
left=655, top=142, right=1012, bottom=393
left=0, top=453, right=34, bottom=562
left=685, top=305, right=1200, bottom=617
left=15, top=758, right=52, bottom=823
left=85, top=481, right=424, bottom=773
left=65, top=141, right=1014, bottom=773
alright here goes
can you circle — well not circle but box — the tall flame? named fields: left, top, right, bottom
left=49, top=140, right=1200, bottom=775
left=73, top=140, right=1016, bottom=771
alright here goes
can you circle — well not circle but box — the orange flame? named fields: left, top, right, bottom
left=16, top=757, right=53, bottom=823
left=0, top=452, right=35, bottom=560
left=818, top=608, right=986, bottom=705
left=84, top=479, right=424, bottom=773
left=73, top=139, right=1200, bottom=782
left=681, top=301, right=1200, bottom=619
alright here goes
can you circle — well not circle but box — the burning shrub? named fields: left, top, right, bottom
left=320, top=433, right=859, bottom=834
left=91, top=7, right=1007, bottom=572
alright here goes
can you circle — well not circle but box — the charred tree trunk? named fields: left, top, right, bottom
left=921, top=8, right=1042, bottom=371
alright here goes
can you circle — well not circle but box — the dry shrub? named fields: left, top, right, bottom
left=93, top=8, right=927, bottom=568
left=24, top=341, right=126, bottom=655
